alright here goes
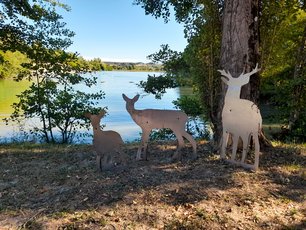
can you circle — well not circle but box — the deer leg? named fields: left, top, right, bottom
left=142, top=130, right=150, bottom=160
left=136, top=146, right=142, bottom=161
left=221, top=131, right=228, bottom=159
left=182, top=131, right=197, bottom=159
left=101, top=154, right=112, bottom=171
left=172, top=133, right=184, bottom=161
left=108, top=154, right=114, bottom=166
left=136, top=130, right=145, bottom=160
left=137, top=130, right=150, bottom=161
left=253, top=134, right=260, bottom=171
left=118, top=148, right=128, bottom=165
left=240, top=134, right=260, bottom=172
left=241, top=134, right=250, bottom=163
left=231, top=134, right=239, bottom=161
left=96, top=155, right=102, bottom=171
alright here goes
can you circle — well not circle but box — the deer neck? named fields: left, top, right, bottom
left=127, top=107, right=143, bottom=124
left=225, top=85, right=242, bottom=99
left=92, top=126, right=102, bottom=136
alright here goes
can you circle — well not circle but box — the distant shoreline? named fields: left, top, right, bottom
left=103, top=61, right=163, bottom=72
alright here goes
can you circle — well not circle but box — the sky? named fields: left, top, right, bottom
left=58, top=0, right=188, bottom=63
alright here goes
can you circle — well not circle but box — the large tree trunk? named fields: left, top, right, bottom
left=220, top=0, right=260, bottom=99
left=214, top=0, right=269, bottom=150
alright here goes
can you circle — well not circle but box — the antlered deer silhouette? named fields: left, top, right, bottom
left=122, top=94, right=197, bottom=161
left=85, top=110, right=126, bottom=171
left=218, top=64, right=262, bottom=171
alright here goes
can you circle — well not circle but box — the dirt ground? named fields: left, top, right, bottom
left=0, top=140, right=305, bottom=229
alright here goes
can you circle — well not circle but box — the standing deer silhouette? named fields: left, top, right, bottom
left=218, top=64, right=262, bottom=171
left=122, top=94, right=197, bottom=161
left=85, top=110, right=126, bottom=171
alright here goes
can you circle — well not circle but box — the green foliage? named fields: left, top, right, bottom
left=262, top=67, right=306, bottom=142
left=260, top=1, right=306, bottom=142
left=135, top=0, right=306, bottom=143
left=7, top=49, right=104, bottom=143
left=183, top=1, right=222, bottom=126
left=139, top=44, right=193, bottom=99
left=106, top=62, right=162, bottom=72
left=147, top=44, right=190, bottom=77
left=149, top=128, right=176, bottom=141
left=1, top=1, right=104, bottom=143
left=0, top=0, right=73, bottom=53
left=138, top=74, right=179, bottom=99
left=0, top=51, right=29, bottom=79
left=261, top=2, right=306, bottom=77
left=173, top=95, right=204, bottom=118
left=149, top=95, right=210, bottom=141
left=135, top=1, right=222, bottom=136
left=87, top=58, right=107, bottom=71
left=71, top=58, right=162, bottom=72
left=173, top=95, right=210, bottom=139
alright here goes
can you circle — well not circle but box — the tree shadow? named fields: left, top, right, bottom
left=0, top=141, right=304, bottom=228
left=0, top=142, right=235, bottom=211
left=259, top=145, right=305, bottom=203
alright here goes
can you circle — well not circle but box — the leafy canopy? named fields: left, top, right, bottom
left=1, top=0, right=104, bottom=143
left=134, top=0, right=306, bottom=142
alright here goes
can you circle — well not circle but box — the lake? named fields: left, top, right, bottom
left=0, top=71, right=193, bottom=143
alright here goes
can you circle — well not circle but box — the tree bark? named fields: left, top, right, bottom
left=220, top=0, right=260, bottom=96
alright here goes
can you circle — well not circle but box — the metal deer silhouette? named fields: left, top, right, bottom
left=218, top=64, right=262, bottom=171
left=85, top=110, right=126, bottom=171
left=122, top=94, right=197, bottom=161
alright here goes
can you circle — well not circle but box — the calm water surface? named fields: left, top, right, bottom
left=0, top=71, right=191, bottom=143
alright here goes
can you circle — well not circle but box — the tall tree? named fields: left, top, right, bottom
left=1, top=0, right=104, bottom=143
left=219, top=0, right=260, bottom=100
left=134, top=0, right=261, bottom=147
left=135, top=0, right=306, bottom=144
left=215, top=0, right=262, bottom=147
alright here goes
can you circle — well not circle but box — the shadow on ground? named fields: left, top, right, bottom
left=0, top=141, right=305, bottom=229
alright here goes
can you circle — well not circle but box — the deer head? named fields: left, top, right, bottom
left=84, top=110, right=106, bottom=130
left=122, top=94, right=140, bottom=114
left=218, top=63, right=260, bottom=87
left=218, top=64, right=260, bottom=98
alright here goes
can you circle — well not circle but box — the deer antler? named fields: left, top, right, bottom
left=217, top=69, right=233, bottom=79
left=239, top=63, right=260, bottom=78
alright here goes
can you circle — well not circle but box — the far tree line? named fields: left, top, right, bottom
left=0, top=51, right=162, bottom=79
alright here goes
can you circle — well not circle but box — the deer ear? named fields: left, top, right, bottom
left=98, top=110, right=106, bottom=118
left=133, top=94, right=140, bottom=102
left=122, top=93, right=128, bottom=101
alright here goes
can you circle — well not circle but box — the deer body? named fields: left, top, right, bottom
left=222, top=98, right=262, bottom=167
left=122, top=94, right=197, bottom=161
left=130, top=109, right=188, bottom=130
left=85, top=111, right=126, bottom=171
left=218, top=64, right=262, bottom=171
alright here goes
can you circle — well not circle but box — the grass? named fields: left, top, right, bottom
left=0, top=140, right=305, bottom=229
